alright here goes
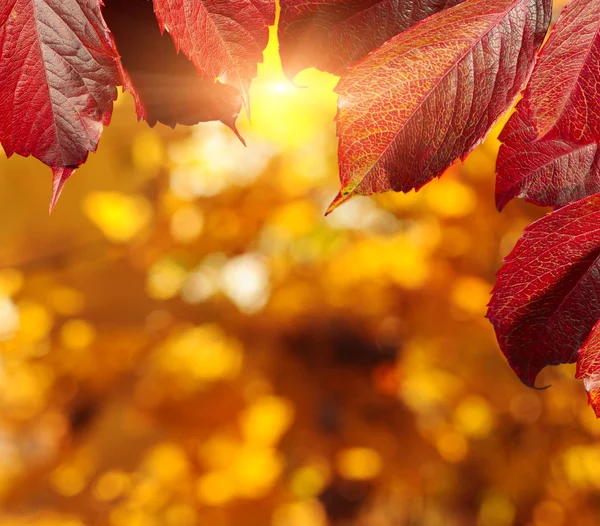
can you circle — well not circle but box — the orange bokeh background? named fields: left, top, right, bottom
left=0, top=3, right=597, bottom=525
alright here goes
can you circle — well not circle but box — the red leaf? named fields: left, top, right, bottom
left=576, top=319, right=600, bottom=417
left=496, top=0, right=600, bottom=209
left=101, top=0, right=244, bottom=138
left=278, top=0, right=464, bottom=78
left=0, top=0, right=120, bottom=176
left=495, top=99, right=600, bottom=210
left=487, top=193, right=600, bottom=388
left=328, top=0, right=551, bottom=214
left=151, top=0, right=275, bottom=103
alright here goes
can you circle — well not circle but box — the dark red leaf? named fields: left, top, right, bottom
left=102, top=0, right=243, bottom=138
left=328, top=0, right=551, bottom=214
left=496, top=0, right=600, bottom=209
left=152, top=0, right=275, bottom=102
left=576, top=319, right=600, bottom=417
left=278, top=0, right=464, bottom=78
left=0, top=0, right=120, bottom=202
left=487, top=193, right=600, bottom=387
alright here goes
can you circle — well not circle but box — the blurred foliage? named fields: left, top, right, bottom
left=0, top=5, right=597, bottom=525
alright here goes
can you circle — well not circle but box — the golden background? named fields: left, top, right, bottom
left=0, top=3, right=596, bottom=525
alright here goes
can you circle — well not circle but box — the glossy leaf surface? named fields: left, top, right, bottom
left=488, top=193, right=600, bottom=387
left=329, top=0, right=551, bottom=213
left=0, top=0, right=120, bottom=187
left=278, top=0, right=464, bottom=78
left=496, top=0, right=600, bottom=209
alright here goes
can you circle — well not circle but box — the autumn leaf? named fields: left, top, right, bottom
left=0, top=0, right=120, bottom=210
left=495, top=102, right=600, bottom=210
left=278, top=0, right=464, bottom=78
left=152, top=0, right=275, bottom=105
left=102, top=0, right=244, bottom=140
left=488, top=193, right=600, bottom=388
left=328, top=0, right=551, bottom=213
left=496, top=0, right=600, bottom=209
left=576, top=319, right=600, bottom=417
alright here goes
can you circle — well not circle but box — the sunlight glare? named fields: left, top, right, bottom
left=237, top=27, right=339, bottom=148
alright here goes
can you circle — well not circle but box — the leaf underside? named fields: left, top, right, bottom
left=102, top=0, right=244, bottom=136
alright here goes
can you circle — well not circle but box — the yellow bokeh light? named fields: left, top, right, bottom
left=50, top=464, right=87, bottom=497
left=142, top=443, right=189, bottom=485
left=329, top=233, right=436, bottom=291
left=83, top=192, right=152, bottom=243
left=198, top=436, right=286, bottom=503
left=17, top=301, right=53, bottom=343
left=110, top=504, right=152, bottom=526
left=290, top=464, right=328, bottom=498
left=423, top=178, right=476, bottom=218
left=196, top=471, right=235, bottom=506
left=47, top=287, right=85, bottom=316
left=269, top=201, right=319, bottom=239
left=170, top=205, right=204, bottom=243
left=562, top=445, right=600, bottom=488
left=155, top=325, right=243, bottom=385
left=0, top=298, right=19, bottom=341
left=128, top=480, right=167, bottom=510
left=0, top=269, right=23, bottom=298
left=401, top=368, right=461, bottom=413
left=146, top=258, right=187, bottom=300
left=60, top=319, right=96, bottom=350
left=454, top=396, right=494, bottom=439
left=164, top=504, right=197, bottom=526
left=232, top=446, right=285, bottom=498
left=0, top=362, right=53, bottom=419
left=239, top=395, right=294, bottom=446
left=451, top=277, right=492, bottom=316
left=272, top=500, right=327, bottom=526
left=93, top=470, right=131, bottom=502
left=336, top=447, right=383, bottom=481
left=436, top=431, right=469, bottom=463
left=198, top=434, right=240, bottom=470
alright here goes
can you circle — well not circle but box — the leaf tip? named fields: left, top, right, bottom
left=49, top=167, right=76, bottom=214
left=514, top=359, right=551, bottom=391
left=227, top=122, right=246, bottom=147
left=325, top=189, right=354, bottom=216
left=495, top=191, right=510, bottom=212
left=496, top=194, right=508, bottom=212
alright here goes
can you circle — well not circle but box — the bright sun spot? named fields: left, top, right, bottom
left=266, top=80, right=294, bottom=94
left=235, top=26, right=340, bottom=149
